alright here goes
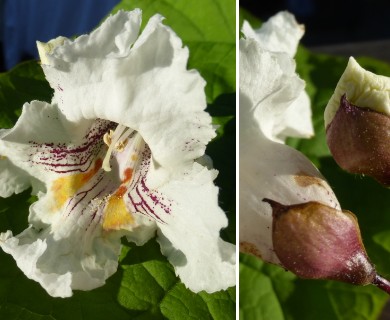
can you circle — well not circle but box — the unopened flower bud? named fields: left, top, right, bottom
left=264, top=198, right=376, bottom=285
left=325, top=57, right=390, bottom=186
left=326, top=94, right=390, bottom=186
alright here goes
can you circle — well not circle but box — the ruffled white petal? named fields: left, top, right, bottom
left=0, top=223, right=121, bottom=298
left=240, top=130, right=339, bottom=264
left=1, top=126, right=160, bottom=297
left=155, top=163, right=235, bottom=292
left=0, top=129, right=28, bottom=196
left=239, top=15, right=338, bottom=264
left=240, top=38, right=309, bottom=142
left=1, top=100, right=103, bottom=184
left=3, top=185, right=110, bottom=298
left=40, top=10, right=214, bottom=172
left=41, top=10, right=142, bottom=64
left=37, top=36, right=67, bottom=65
left=117, top=144, right=235, bottom=291
left=241, top=12, right=313, bottom=141
left=274, top=91, right=313, bottom=140
left=0, top=151, right=31, bottom=197
left=242, top=11, right=304, bottom=57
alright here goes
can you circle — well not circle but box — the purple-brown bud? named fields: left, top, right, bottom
left=326, top=94, right=390, bottom=186
left=264, top=198, right=376, bottom=285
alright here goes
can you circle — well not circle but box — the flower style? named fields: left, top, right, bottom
left=239, top=12, right=386, bottom=289
left=0, top=9, right=235, bottom=297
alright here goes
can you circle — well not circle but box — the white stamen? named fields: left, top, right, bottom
left=103, top=130, right=114, bottom=146
left=115, top=140, right=127, bottom=152
left=102, top=125, right=134, bottom=172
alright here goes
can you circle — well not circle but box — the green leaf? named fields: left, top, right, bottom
left=373, top=230, right=390, bottom=253
left=239, top=254, right=287, bottom=320
left=238, top=8, right=262, bottom=34
left=117, top=240, right=177, bottom=319
left=160, top=284, right=235, bottom=320
left=240, top=252, right=388, bottom=320
left=284, top=278, right=387, bottom=320
left=118, top=240, right=236, bottom=320
left=0, top=61, right=53, bottom=128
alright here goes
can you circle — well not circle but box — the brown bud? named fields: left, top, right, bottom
left=326, top=94, right=390, bottom=186
left=263, top=198, right=376, bottom=285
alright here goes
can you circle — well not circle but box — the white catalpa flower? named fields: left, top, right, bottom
left=239, top=12, right=340, bottom=265
left=0, top=9, right=235, bottom=297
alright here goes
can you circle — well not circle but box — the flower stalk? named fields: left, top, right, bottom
left=372, top=274, right=390, bottom=295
